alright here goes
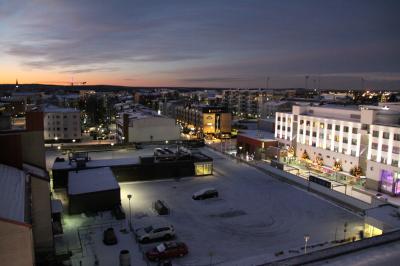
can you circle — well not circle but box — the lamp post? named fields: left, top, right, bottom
left=127, top=194, right=132, bottom=231
left=111, top=143, right=114, bottom=158
left=304, top=234, right=310, bottom=254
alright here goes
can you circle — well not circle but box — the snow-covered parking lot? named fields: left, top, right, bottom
left=119, top=148, right=364, bottom=266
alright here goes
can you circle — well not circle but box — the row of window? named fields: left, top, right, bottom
left=299, top=130, right=358, bottom=144
left=47, top=115, right=78, bottom=119
left=370, top=155, right=399, bottom=167
left=372, top=131, right=400, bottom=141
left=48, top=127, right=79, bottom=131
left=48, top=133, right=78, bottom=138
left=277, top=117, right=292, bottom=123
left=277, top=125, right=291, bottom=132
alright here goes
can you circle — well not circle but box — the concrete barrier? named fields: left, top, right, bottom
left=261, top=229, right=400, bottom=266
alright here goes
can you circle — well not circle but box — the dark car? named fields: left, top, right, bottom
left=154, top=200, right=170, bottom=215
left=192, top=188, right=219, bottom=200
left=146, top=242, right=188, bottom=261
left=103, top=228, right=118, bottom=245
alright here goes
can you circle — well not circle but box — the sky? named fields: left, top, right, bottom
left=0, top=0, right=399, bottom=89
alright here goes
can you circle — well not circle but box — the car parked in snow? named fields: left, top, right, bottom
left=146, top=241, right=188, bottom=261
left=136, top=225, right=175, bottom=243
left=192, top=188, right=219, bottom=200
left=103, top=228, right=117, bottom=245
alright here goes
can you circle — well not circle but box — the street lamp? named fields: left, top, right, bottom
left=304, top=234, right=310, bottom=254
left=72, top=139, right=76, bottom=143
left=127, top=194, right=132, bottom=231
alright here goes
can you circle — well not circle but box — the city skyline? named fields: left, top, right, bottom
left=1, top=0, right=400, bottom=88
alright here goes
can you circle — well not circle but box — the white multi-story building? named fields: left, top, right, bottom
left=43, top=105, right=81, bottom=141
left=275, top=104, right=400, bottom=196
left=116, top=108, right=180, bottom=143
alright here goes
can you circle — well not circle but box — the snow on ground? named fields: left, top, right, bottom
left=56, top=211, right=147, bottom=266
left=118, top=148, right=364, bottom=266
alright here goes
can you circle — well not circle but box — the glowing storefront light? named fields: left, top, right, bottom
left=364, top=223, right=383, bottom=238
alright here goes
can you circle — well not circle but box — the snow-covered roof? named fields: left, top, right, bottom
left=238, top=130, right=276, bottom=142
left=52, top=157, right=141, bottom=170
left=365, top=204, right=400, bottom=229
left=0, top=164, right=26, bottom=223
left=68, top=167, right=120, bottom=195
left=43, top=105, right=79, bottom=113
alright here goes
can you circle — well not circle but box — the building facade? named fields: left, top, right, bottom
left=43, top=105, right=81, bottom=141
left=275, top=104, right=400, bottom=196
left=175, top=105, right=232, bottom=138
left=116, top=109, right=180, bottom=143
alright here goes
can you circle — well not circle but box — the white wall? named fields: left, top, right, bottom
left=129, top=117, right=180, bottom=142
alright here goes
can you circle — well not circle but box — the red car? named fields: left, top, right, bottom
left=146, top=241, right=188, bottom=261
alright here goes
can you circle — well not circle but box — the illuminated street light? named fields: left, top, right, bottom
left=57, top=146, right=61, bottom=150
left=72, top=139, right=76, bottom=143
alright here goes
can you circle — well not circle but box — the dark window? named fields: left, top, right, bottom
left=372, top=130, right=379, bottom=137
left=306, top=130, right=310, bottom=136
left=300, top=119, right=304, bottom=125
left=335, top=125, right=340, bottom=131
left=352, top=128, right=358, bottom=134
left=328, top=124, right=332, bottom=130
left=344, top=126, right=349, bottom=132
left=312, top=132, right=317, bottom=137
left=383, top=132, right=390, bottom=139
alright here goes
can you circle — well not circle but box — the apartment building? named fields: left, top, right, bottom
left=222, top=89, right=299, bottom=118
left=175, top=105, right=232, bottom=138
left=223, top=89, right=267, bottom=117
left=43, top=105, right=81, bottom=141
left=275, top=104, right=400, bottom=196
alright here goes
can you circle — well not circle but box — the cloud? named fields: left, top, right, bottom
left=60, top=67, right=120, bottom=74
left=0, top=0, right=399, bottom=88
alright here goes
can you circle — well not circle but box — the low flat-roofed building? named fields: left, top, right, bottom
left=68, top=167, right=121, bottom=214
left=237, top=130, right=278, bottom=160
left=116, top=107, right=180, bottom=143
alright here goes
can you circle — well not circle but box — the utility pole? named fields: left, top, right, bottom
left=127, top=194, right=133, bottom=231
left=305, top=76, right=309, bottom=90
left=266, top=76, right=270, bottom=90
